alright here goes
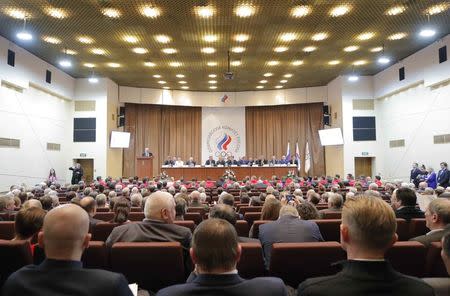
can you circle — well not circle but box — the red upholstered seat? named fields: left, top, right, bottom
left=187, top=207, right=206, bottom=217
left=314, top=219, right=341, bottom=242
left=425, top=242, right=448, bottom=277
left=269, top=242, right=346, bottom=287
left=409, top=218, right=428, bottom=238
left=320, top=211, right=342, bottom=219
left=244, top=212, right=262, bottom=226
left=237, top=242, right=265, bottom=279
left=110, top=242, right=185, bottom=292
left=235, top=220, right=250, bottom=237
left=395, top=218, right=409, bottom=241
left=250, top=220, right=271, bottom=238
left=92, top=222, right=119, bottom=241
left=81, top=241, right=108, bottom=269
left=173, top=220, right=196, bottom=233
left=130, top=207, right=142, bottom=212
left=385, top=241, right=426, bottom=277
left=128, top=212, right=145, bottom=221
left=0, top=239, right=33, bottom=287
left=184, top=212, right=202, bottom=225
left=0, top=221, right=16, bottom=240
left=96, top=207, right=110, bottom=212
left=238, top=206, right=263, bottom=215
left=93, top=212, right=114, bottom=222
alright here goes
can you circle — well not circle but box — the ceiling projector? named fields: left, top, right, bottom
left=223, top=72, right=234, bottom=80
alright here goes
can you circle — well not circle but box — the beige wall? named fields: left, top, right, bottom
left=106, top=79, right=123, bottom=178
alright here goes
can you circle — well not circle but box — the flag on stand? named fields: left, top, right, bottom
left=285, top=142, right=291, bottom=163
left=295, top=142, right=301, bottom=172
left=305, top=141, right=311, bottom=174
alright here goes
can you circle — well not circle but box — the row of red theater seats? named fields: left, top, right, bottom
left=0, top=239, right=446, bottom=292
left=0, top=218, right=428, bottom=242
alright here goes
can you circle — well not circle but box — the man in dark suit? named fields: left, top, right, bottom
left=163, top=156, right=174, bottom=166
left=247, top=157, right=254, bottom=166
left=297, top=195, right=434, bottom=296
left=1, top=204, right=133, bottom=296
left=79, top=196, right=102, bottom=232
left=156, top=219, right=287, bottom=296
left=391, top=187, right=424, bottom=221
left=205, top=156, right=216, bottom=166
left=69, top=163, right=83, bottom=185
left=209, top=204, right=259, bottom=243
left=216, top=156, right=226, bottom=166
left=142, top=147, right=153, bottom=157
left=437, top=162, right=450, bottom=188
left=410, top=198, right=450, bottom=247
left=259, top=205, right=324, bottom=268
left=410, top=162, right=421, bottom=187
left=423, top=232, right=450, bottom=296
left=185, top=157, right=196, bottom=167
left=255, top=155, right=268, bottom=166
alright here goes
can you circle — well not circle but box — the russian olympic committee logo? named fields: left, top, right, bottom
left=206, top=125, right=241, bottom=158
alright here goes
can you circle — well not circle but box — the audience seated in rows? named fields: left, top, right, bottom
left=110, top=198, right=131, bottom=224
left=80, top=196, right=102, bottom=230
left=391, top=187, right=425, bottom=221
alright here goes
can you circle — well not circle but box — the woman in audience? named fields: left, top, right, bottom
left=13, top=207, right=46, bottom=254
left=175, top=196, right=187, bottom=220
left=48, top=168, right=57, bottom=183
left=249, top=197, right=281, bottom=238
left=110, top=198, right=131, bottom=224
left=296, top=201, right=321, bottom=220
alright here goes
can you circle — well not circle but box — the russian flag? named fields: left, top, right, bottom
left=286, top=142, right=291, bottom=163
left=295, top=142, right=301, bottom=172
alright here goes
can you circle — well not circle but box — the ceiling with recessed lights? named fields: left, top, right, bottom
left=0, top=0, right=449, bottom=91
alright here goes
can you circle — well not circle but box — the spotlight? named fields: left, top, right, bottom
left=419, top=28, right=436, bottom=37
left=88, top=77, right=99, bottom=84
left=378, top=56, right=390, bottom=64
left=17, top=31, right=32, bottom=40
left=348, top=75, right=359, bottom=82
left=59, top=59, right=72, bottom=68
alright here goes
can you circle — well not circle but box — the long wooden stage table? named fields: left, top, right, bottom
left=160, top=165, right=297, bottom=180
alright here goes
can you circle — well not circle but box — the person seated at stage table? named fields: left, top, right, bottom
left=268, top=156, right=278, bottom=166
left=186, top=157, right=196, bottom=167
left=239, top=156, right=249, bottom=166
left=255, top=155, right=268, bottom=166
left=247, top=157, right=254, bottom=166
left=226, top=155, right=238, bottom=166
left=163, top=156, right=174, bottom=166
left=174, top=157, right=184, bottom=167
left=278, top=155, right=287, bottom=165
left=142, top=147, right=153, bottom=157
left=216, top=156, right=226, bottom=166
left=205, top=156, right=215, bottom=166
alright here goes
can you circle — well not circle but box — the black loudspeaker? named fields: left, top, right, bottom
left=119, top=117, right=125, bottom=127
left=7, top=49, right=15, bottom=67
left=439, top=46, right=447, bottom=64
left=323, top=105, right=330, bottom=115
left=119, top=107, right=125, bottom=116
left=323, top=114, right=330, bottom=126
left=118, top=107, right=125, bottom=127
left=46, top=70, right=52, bottom=84
left=399, top=67, right=405, bottom=81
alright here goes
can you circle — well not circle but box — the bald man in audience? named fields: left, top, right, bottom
left=297, top=196, right=434, bottom=296
left=410, top=198, right=450, bottom=247
left=156, top=219, right=287, bottom=296
left=79, top=196, right=102, bottom=231
left=1, top=204, right=133, bottom=296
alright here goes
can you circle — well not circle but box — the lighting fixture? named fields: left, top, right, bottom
left=169, top=62, right=182, bottom=67
left=312, top=33, right=328, bottom=41
left=330, top=5, right=351, bottom=17
left=207, top=62, right=217, bottom=66
left=385, top=5, right=406, bottom=16
left=284, top=74, right=293, bottom=78
left=328, top=60, right=341, bottom=65
left=141, top=6, right=161, bottom=18
left=194, top=5, right=215, bottom=18
left=303, top=46, right=317, bottom=52
left=107, top=63, right=121, bottom=68
left=162, top=48, right=177, bottom=54
left=158, top=80, right=166, bottom=84
left=234, top=34, right=249, bottom=42
left=377, top=44, right=391, bottom=64
left=123, top=35, right=139, bottom=43
left=275, top=85, right=283, bottom=89
left=208, top=80, right=217, bottom=84
left=274, top=46, right=288, bottom=52
left=259, top=80, right=268, bottom=84
left=292, top=60, right=304, bottom=66
left=267, top=60, right=280, bottom=66
left=279, top=32, right=297, bottom=42
left=388, top=33, right=407, bottom=40
left=232, top=47, right=246, bottom=53
left=102, top=8, right=121, bottom=18
left=144, top=62, right=156, bottom=67
left=176, top=74, right=185, bottom=78
left=42, top=36, right=61, bottom=44
left=132, top=48, right=148, bottom=54
left=264, top=73, right=273, bottom=77
left=17, top=17, right=32, bottom=41
left=88, top=71, right=99, bottom=83
left=419, top=29, right=436, bottom=37
left=209, top=86, right=217, bottom=89
left=425, top=3, right=450, bottom=15
left=153, top=75, right=162, bottom=78
left=5, top=8, right=27, bottom=19
left=348, top=75, right=359, bottom=82
left=155, top=35, right=171, bottom=43
left=235, top=4, right=256, bottom=17
left=203, top=35, right=218, bottom=42
left=256, top=85, right=264, bottom=89
left=45, top=7, right=68, bottom=19
left=78, top=36, right=94, bottom=44
left=357, top=32, right=375, bottom=41
left=280, top=80, right=288, bottom=83
left=353, top=60, right=367, bottom=66
left=231, top=60, right=241, bottom=66
left=370, top=47, right=383, bottom=52
left=178, top=81, right=187, bottom=84
left=181, top=86, right=189, bottom=89
left=65, top=49, right=77, bottom=55
left=91, top=48, right=106, bottom=55
left=83, top=63, right=96, bottom=68
left=59, top=48, right=72, bottom=68
left=209, top=74, right=217, bottom=78
left=201, top=47, right=216, bottom=54
left=291, top=5, right=311, bottom=17
left=344, top=45, right=359, bottom=52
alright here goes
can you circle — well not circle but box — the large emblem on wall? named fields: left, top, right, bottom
left=206, top=125, right=242, bottom=158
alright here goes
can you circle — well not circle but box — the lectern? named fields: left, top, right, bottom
left=136, top=156, right=153, bottom=178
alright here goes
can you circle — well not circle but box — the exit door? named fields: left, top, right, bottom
left=354, top=157, right=373, bottom=178
left=73, top=159, right=94, bottom=184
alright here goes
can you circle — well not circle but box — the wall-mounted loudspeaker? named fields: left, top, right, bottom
left=323, top=104, right=331, bottom=126
left=118, top=106, right=125, bottom=127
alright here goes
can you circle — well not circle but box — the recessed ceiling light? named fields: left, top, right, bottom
left=207, top=62, right=217, bottom=67
left=267, top=60, right=280, bottom=66
left=91, top=48, right=106, bottom=55
left=107, top=62, right=121, bottom=68
left=259, top=80, right=268, bottom=84
left=201, top=47, right=216, bottom=54
left=378, top=56, right=391, bottom=64
left=59, top=59, right=72, bottom=68
left=284, top=74, right=293, bottom=78
left=370, top=47, right=383, bottom=52
left=329, top=5, right=352, bottom=17
left=153, top=75, right=162, bottom=78
left=123, top=35, right=139, bottom=43
left=17, top=31, right=32, bottom=41
left=291, top=5, right=311, bottom=18
left=328, top=60, right=341, bottom=65
left=231, top=60, right=242, bottom=66
left=357, top=32, right=375, bottom=41
left=88, top=77, right=99, bottom=84
left=419, top=29, right=436, bottom=37
left=65, top=49, right=77, bottom=55
left=77, top=36, right=94, bottom=44
left=163, top=86, right=170, bottom=89
left=303, top=46, right=317, bottom=52
left=234, top=34, right=250, bottom=42
left=353, top=60, right=367, bottom=66
left=232, top=47, right=246, bottom=53
left=279, top=32, right=298, bottom=42
left=344, top=45, right=359, bottom=52
left=4, top=8, right=28, bottom=19
left=141, top=6, right=161, bottom=18
left=208, top=80, right=217, bottom=84
left=275, top=85, right=283, bottom=89
left=169, top=62, right=182, bottom=67
left=256, top=85, right=264, bottom=89
left=144, top=61, right=156, bottom=67
left=208, top=74, right=217, bottom=78
left=385, top=5, right=406, bottom=16
left=209, top=86, right=217, bottom=89
left=181, top=86, right=189, bottom=89
left=194, top=5, right=215, bottom=18
left=102, top=8, right=121, bottom=18
left=274, top=46, right=288, bottom=52
left=388, top=32, right=407, bottom=40
left=280, top=80, right=288, bottom=83
left=264, top=73, right=273, bottom=77
left=203, top=34, right=218, bottom=42
left=178, top=81, right=187, bottom=84
left=348, top=75, right=359, bottom=82
left=158, top=80, right=166, bottom=84
left=176, top=74, right=185, bottom=78
left=42, top=36, right=61, bottom=44
left=292, top=60, right=304, bottom=66
left=235, top=4, right=256, bottom=17
left=45, top=7, right=68, bottom=19
left=425, top=3, right=450, bottom=15
left=162, top=48, right=177, bottom=54
left=155, top=35, right=171, bottom=43
left=132, top=47, right=148, bottom=54
left=312, top=32, right=328, bottom=41
left=84, top=63, right=96, bottom=68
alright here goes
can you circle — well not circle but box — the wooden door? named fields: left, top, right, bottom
left=354, top=157, right=372, bottom=178
left=76, top=159, right=94, bottom=183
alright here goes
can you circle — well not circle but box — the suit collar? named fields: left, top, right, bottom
left=336, top=260, right=400, bottom=280
left=39, top=259, right=83, bottom=270
left=192, top=273, right=244, bottom=286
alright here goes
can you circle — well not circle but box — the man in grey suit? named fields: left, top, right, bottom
left=410, top=198, right=450, bottom=247
left=259, top=205, right=324, bottom=269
